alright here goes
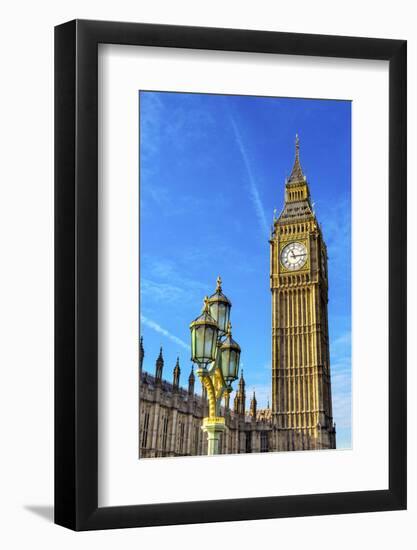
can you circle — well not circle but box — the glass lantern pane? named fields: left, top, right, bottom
left=234, top=350, right=241, bottom=378
left=203, top=326, right=214, bottom=361
left=220, top=349, right=229, bottom=380
left=209, top=303, right=218, bottom=323
left=229, top=350, right=237, bottom=378
left=195, top=326, right=203, bottom=358
left=225, top=350, right=231, bottom=378
left=212, top=328, right=218, bottom=354
left=224, top=304, right=231, bottom=329
left=217, top=303, right=226, bottom=333
left=191, top=330, right=196, bottom=359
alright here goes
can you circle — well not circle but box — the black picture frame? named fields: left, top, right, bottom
left=55, top=19, right=407, bottom=531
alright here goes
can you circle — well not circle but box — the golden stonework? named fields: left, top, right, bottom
left=270, top=135, right=336, bottom=451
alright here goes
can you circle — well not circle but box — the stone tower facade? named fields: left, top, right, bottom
left=270, top=136, right=336, bottom=451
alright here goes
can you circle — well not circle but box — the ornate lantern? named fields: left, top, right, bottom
left=219, top=321, right=241, bottom=386
left=207, top=276, right=232, bottom=335
left=189, top=297, right=219, bottom=366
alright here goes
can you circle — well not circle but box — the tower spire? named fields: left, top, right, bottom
left=155, top=347, right=164, bottom=383
left=239, top=369, right=245, bottom=391
left=173, top=356, right=180, bottom=390
left=250, top=391, right=257, bottom=419
left=188, top=364, right=195, bottom=395
left=139, top=336, right=144, bottom=373
left=288, top=133, right=305, bottom=183
left=238, top=370, right=246, bottom=415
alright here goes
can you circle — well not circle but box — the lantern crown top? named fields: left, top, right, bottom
left=207, top=276, right=231, bottom=305
left=189, top=296, right=218, bottom=329
left=220, top=322, right=241, bottom=352
left=216, top=275, right=222, bottom=291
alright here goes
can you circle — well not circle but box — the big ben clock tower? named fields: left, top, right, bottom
left=270, top=136, right=336, bottom=451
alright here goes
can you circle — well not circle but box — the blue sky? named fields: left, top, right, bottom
left=139, top=91, right=352, bottom=449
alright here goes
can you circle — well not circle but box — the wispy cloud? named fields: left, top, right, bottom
left=141, top=279, right=186, bottom=304
left=140, top=92, right=216, bottom=206
left=229, top=114, right=269, bottom=238
left=140, top=314, right=191, bottom=351
left=141, top=256, right=208, bottom=306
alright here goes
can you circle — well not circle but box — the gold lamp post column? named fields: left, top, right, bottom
left=199, top=376, right=227, bottom=456
left=190, top=277, right=241, bottom=456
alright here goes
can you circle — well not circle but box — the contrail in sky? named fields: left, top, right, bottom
left=141, top=314, right=191, bottom=351
left=229, top=114, right=269, bottom=238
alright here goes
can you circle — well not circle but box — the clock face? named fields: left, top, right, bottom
left=280, top=242, right=308, bottom=270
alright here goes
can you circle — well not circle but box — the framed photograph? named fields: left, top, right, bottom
left=55, top=19, right=406, bottom=530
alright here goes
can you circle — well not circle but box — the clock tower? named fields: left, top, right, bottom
left=270, top=136, right=336, bottom=451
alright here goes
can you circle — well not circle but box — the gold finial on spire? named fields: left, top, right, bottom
left=216, top=275, right=222, bottom=292
left=203, top=296, right=209, bottom=312
left=226, top=320, right=232, bottom=335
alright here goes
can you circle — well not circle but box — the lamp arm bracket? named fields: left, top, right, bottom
left=196, top=371, right=217, bottom=418
left=196, top=366, right=227, bottom=419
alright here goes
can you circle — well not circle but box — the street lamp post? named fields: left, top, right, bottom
left=190, top=277, right=241, bottom=455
